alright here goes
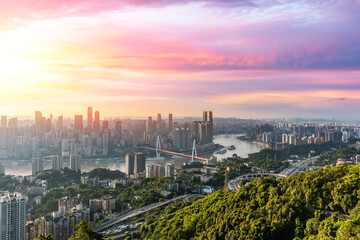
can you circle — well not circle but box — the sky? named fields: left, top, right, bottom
left=0, top=0, right=359, bottom=119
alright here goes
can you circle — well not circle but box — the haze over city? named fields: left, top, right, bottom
left=1, top=0, right=359, bottom=118
left=2, top=1, right=360, bottom=240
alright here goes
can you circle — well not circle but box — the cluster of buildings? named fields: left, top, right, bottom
left=247, top=121, right=360, bottom=149
left=146, top=163, right=175, bottom=178
left=31, top=154, right=81, bottom=176
left=0, top=109, right=215, bottom=160
left=26, top=196, right=90, bottom=240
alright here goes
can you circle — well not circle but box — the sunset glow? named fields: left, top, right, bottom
left=1, top=0, right=360, bottom=118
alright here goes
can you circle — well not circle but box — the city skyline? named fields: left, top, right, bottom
left=1, top=0, right=359, bottom=118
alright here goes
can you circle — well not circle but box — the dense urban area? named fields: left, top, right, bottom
left=2, top=109, right=360, bottom=239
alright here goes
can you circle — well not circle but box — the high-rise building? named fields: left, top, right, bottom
left=115, top=121, right=122, bottom=143
left=32, top=158, right=43, bottom=176
left=0, top=193, right=26, bottom=240
left=168, top=114, right=173, bottom=131
left=1, top=116, right=7, bottom=128
left=45, top=118, right=51, bottom=132
left=173, top=128, right=191, bottom=150
left=125, top=153, right=135, bottom=176
left=102, top=120, right=108, bottom=132
left=165, top=163, right=174, bottom=177
left=51, top=155, right=63, bottom=170
left=87, top=107, right=92, bottom=130
left=94, top=111, right=100, bottom=131
left=146, top=117, right=153, bottom=133
left=193, top=111, right=213, bottom=145
left=35, top=111, right=43, bottom=131
left=70, top=154, right=81, bottom=171
left=134, top=152, right=146, bottom=174
left=57, top=115, right=63, bottom=131
left=8, top=118, right=18, bottom=128
left=74, top=115, right=83, bottom=131
left=156, top=113, right=162, bottom=132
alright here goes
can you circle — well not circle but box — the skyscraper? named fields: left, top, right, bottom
left=0, top=193, right=26, bottom=240
left=165, top=163, right=175, bottom=177
left=125, top=153, right=135, bottom=176
left=87, top=107, right=92, bottom=130
left=1, top=116, right=7, bottom=128
left=32, top=158, right=43, bottom=176
left=70, top=154, right=81, bottom=171
left=74, top=115, right=83, bottom=131
left=94, top=111, right=100, bottom=131
left=102, top=120, right=108, bottom=132
left=35, top=111, right=43, bottom=131
left=146, top=116, right=153, bottom=132
left=169, top=114, right=173, bottom=131
left=156, top=113, right=162, bottom=132
left=134, top=152, right=146, bottom=174
left=57, top=115, right=63, bottom=131
left=8, top=118, right=18, bottom=128
left=193, top=111, right=213, bottom=145
left=51, top=155, right=63, bottom=170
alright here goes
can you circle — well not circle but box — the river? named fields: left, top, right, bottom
left=0, top=134, right=263, bottom=176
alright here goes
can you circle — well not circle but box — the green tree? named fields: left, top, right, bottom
left=69, top=220, right=112, bottom=240
left=35, top=234, right=53, bottom=240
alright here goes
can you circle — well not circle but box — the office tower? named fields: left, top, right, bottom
left=102, top=120, right=108, bottom=132
left=35, top=111, right=44, bottom=131
left=203, top=111, right=208, bottom=122
left=8, top=118, right=18, bottom=128
left=134, top=152, right=146, bottom=174
left=0, top=164, right=4, bottom=175
left=87, top=107, right=92, bottom=130
left=0, top=193, right=26, bottom=240
left=45, top=118, right=51, bottom=132
left=193, top=111, right=213, bottom=145
left=173, top=128, right=191, bottom=150
left=32, top=158, right=43, bottom=176
left=169, top=114, right=173, bottom=131
left=165, top=163, right=175, bottom=177
left=70, top=154, right=81, bottom=171
left=0, top=128, right=8, bottom=149
left=51, top=155, right=63, bottom=170
left=74, top=115, right=83, bottom=131
left=1, top=116, right=7, bottom=128
left=125, top=153, right=135, bottom=176
left=94, top=111, right=100, bottom=131
left=146, top=117, right=153, bottom=132
left=156, top=113, right=162, bottom=132
left=115, top=121, right=122, bottom=143
left=57, top=115, right=63, bottom=131
left=102, top=134, right=109, bottom=156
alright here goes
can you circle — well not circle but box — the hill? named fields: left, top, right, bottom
left=134, top=164, right=360, bottom=239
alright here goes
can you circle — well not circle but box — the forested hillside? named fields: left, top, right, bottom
left=134, top=164, right=360, bottom=239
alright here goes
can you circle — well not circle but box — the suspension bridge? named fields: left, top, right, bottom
left=143, top=136, right=209, bottom=163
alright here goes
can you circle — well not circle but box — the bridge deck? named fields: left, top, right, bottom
left=144, top=147, right=208, bottom=162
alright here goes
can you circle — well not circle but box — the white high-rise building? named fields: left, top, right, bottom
left=32, top=158, right=43, bottom=176
left=51, top=155, right=63, bottom=170
left=70, top=154, right=81, bottom=171
left=0, top=193, right=26, bottom=240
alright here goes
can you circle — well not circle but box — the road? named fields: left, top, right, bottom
left=228, top=156, right=319, bottom=191
left=279, top=156, right=319, bottom=176
left=94, top=194, right=202, bottom=232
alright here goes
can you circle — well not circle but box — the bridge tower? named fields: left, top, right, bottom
left=191, top=140, right=197, bottom=162
left=156, top=135, right=161, bottom=158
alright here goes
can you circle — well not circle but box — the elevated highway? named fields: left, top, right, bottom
left=94, top=194, right=202, bottom=232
